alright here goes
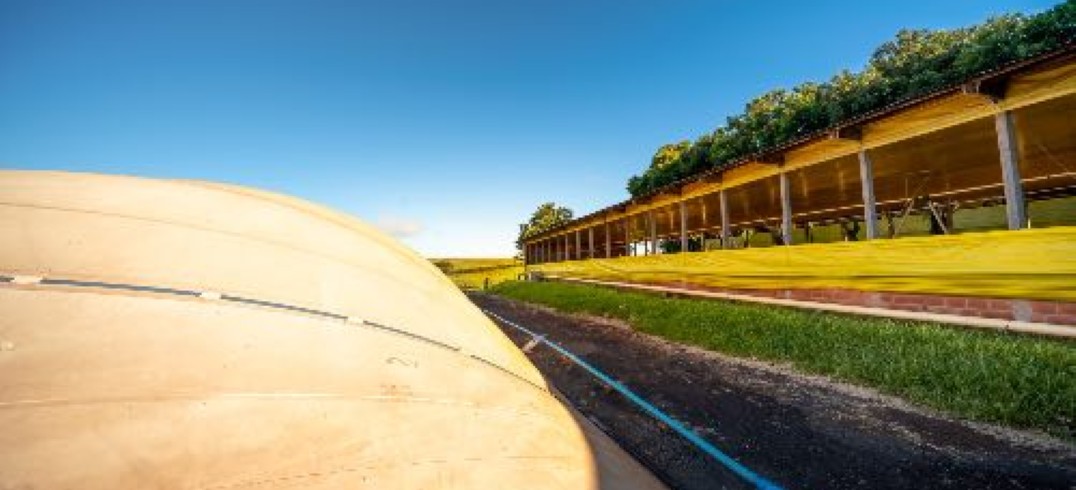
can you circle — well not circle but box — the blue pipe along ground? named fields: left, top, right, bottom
left=482, top=309, right=784, bottom=490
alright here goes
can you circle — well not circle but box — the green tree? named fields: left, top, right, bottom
left=626, top=1, right=1076, bottom=198
left=516, top=202, right=574, bottom=251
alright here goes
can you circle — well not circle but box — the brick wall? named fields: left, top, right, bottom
left=665, top=283, right=1076, bottom=326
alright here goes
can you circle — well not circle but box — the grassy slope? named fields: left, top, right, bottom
left=431, top=258, right=524, bottom=289
left=490, top=280, right=1076, bottom=439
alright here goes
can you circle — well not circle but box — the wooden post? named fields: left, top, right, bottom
left=995, top=111, right=1028, bottom=230
left=719, top=189, right=730, bottom=248
left=588, top=227, right=595, bottom=259
left=638, top=216, right=644, bottom=255
left=779, top=172, right=793, bottom=245
left=648, top=210, right=658, bottom=255
left=605, top=220, right=612, bottom=258
left=679, top=200, right=688, bottom=252
left=563, top=234, right=569, bottom=261
left=574, top=230, right=581, bottom=260
left=858, top=150, right=879, bottom=239
left=624, top=218, right=632, bottom=256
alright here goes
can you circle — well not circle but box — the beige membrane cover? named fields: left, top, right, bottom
left=0, top=170, right=597, bottom=489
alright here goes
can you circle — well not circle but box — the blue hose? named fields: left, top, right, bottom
left=484, top=309, right=783, bottom=490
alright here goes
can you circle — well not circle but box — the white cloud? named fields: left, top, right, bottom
left=375, top=214, right=424, bottom=239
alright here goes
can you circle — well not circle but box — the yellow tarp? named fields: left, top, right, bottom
left=532, top=226, right=1076, bottom=302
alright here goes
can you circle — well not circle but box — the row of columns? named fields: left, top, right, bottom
left=524, top=110, right=1026, bottom=265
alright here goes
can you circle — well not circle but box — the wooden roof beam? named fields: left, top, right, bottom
left=693, top=171, right=723, bottom=184
left=962, top=77, right=1008, bottom=102
left=747, top=153, right=785, bottom=166
left=655, top=186, right=683, bottom=198
left=828, top=125, right=862, bottom=142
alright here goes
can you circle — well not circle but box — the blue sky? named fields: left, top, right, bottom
left=0, top=0, right=1054, bottom=257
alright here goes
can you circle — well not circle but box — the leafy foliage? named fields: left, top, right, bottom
left=627, top=2, right=1076, bottom=197
left=516, top=202, right=574, bottom=250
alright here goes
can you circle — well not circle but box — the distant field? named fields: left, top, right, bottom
left=491, top=280, right=1076, bottom=440
left=431, top=258, right=524, bottom=290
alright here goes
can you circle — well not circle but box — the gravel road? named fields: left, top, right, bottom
left=470, top=293, right=1076, bottom=490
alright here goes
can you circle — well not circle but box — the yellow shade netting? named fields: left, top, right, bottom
left=532, top=226, right=1076, bottom=302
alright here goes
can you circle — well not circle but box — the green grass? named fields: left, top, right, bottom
left=490, top=280, right=1076, bottom=439
left=430, top=258, right=524, bottom=289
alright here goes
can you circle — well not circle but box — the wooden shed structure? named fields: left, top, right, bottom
left=523, top=47, right=1076, bottom=327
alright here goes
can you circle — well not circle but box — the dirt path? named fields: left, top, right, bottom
left=470, top=293, right=1076, bottom=490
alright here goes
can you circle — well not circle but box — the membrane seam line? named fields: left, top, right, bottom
left=40, top=278, right=200, bottom=297
left=220, top=294, right=348, bottom=321
left=483, top=308, right=783, bottom=490
left=468, top=354, right=547, bottom=392
left=2, top=275, right=547, bottom=394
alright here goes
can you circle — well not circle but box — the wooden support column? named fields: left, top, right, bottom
left=679, top=200, right=688, bottom=252
left=858, top=149, right=879, bottom=239
left=588, top=227, right=595, bottom=259
left=719, top=189, right=730, bottom=248
left=995, top=111, right=1028, bottom=230
left=575, top=230, right=582, bottom=260
left=624, top=218, right=632, bottom=256
left=779, top=172, right=793, bottom=245
left=605, top=221, right=612, bottom=258
left=563, top=234, right=569, bottom=261
left=648, top=210, right=658, bottom=255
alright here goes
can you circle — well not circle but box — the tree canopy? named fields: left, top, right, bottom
left=516, top=202, right=574, bottom=250
left=626, top=1, right=1076, bottom=198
